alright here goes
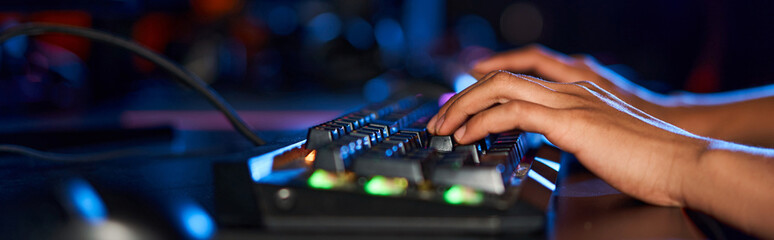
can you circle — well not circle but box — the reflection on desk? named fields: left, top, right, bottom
left=545, top=149, right=705, bottom=239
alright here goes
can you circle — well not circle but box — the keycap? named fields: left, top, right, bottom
left=431, top=165, right=507, bottom=194
left=349, top=132, right=373, bottom=150
left=306, top=126, right=336, bottom=149
left=386, top=135, right=415, bottom=152
left=381, top=140, right=407, bottom=156
left=314, top=144, right=351, bottom=172
left=322, top=122, right=347, bottom=136
left=360, top=127, right=385, bottom=142
left=429, top=135, right=455, bottom=152
left=455, top=144, right=481, bottom=164
left=352, top=155, right=425, bottom=182
left=399, top=129, right=426, bottom=148
left=333, top=120, right=355, bottom=133
left=314, top=134, right=369, bottom=172
left=367, top=123, right=393, bottom=137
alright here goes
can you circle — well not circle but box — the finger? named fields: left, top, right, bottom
left=436, top=73, right=574, bottom=135
left=436, top=70, right=501, bottom=116
left=470, top=71, right=488, bottom=80
left=472, top=45, right=588, bottom=83
left=429, top=71, right=509, bottom=134
left=432, top=72, right=565, bottom=135
left=453, top=100, right=561, bottom=144
left=428, top=70, right=502, bottom=131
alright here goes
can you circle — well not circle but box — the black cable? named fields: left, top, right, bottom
left=0, top=143, right=255, bottom=163
left=0, top=144, right=168, bottom=162
left=0, top=23, right=265, bottom=146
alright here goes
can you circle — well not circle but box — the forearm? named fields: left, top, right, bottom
left=660, top=97, right=774, bottom=148
left=682, top=141, right=774, bottom=238
left=626, top=85, right=774, bottom=147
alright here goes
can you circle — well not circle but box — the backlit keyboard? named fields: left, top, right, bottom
left=246, top=94, right=548, bottom=234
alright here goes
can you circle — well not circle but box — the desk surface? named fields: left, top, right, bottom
left=0, top=90, right=742, bottom=239
left=0, top=130, right=732, bottom=239
left=540, top=147, right=705, bottom=239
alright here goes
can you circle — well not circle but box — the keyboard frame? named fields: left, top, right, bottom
left=243, top=96, right=552, bottom=235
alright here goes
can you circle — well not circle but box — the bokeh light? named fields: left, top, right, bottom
left=374, top=18, right=404, bottom=51
left=179, top=203, right=215, bottom=240
left=65, top=179, right=107, bottom=224
left=307, top=12, right=342, bottom=43
left=363, top=76, right=391, bottom=103
left=345, top=18, right=375, bottom=50
left=455, top=14, right=496, bottom=49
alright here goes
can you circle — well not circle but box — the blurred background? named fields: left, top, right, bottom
left=1, top=1, right=772, bottom=239
left=1, top=0, right=773, bottom=116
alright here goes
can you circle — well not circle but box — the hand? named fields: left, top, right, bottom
left=471, top=45, right=667, bottom=117
left=427, top=71, right=709, bottom=207
left=467, top=45, right=774, bottom=148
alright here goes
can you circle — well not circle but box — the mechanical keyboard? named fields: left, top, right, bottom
left=245, top=94, right=551, bottom=234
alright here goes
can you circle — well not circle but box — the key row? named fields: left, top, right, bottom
left=306, top=96, right=426, bottom=149
left=349, top=132, right=528, bottom=194
left=314, top=126, right=428, bottom=173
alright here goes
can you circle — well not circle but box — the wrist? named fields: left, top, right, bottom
left=671, top=137, right=712, bottom=208
left=679, top=138, right=720, bottom=211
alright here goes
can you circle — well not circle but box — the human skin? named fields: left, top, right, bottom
left=426, top=46, right=774, bottom=238
left=469, top=45, right=774, bottom=148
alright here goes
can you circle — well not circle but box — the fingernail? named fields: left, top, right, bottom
left=435, top=115, right=445, bottom=133
left=454, top=125, right=467, bottom=142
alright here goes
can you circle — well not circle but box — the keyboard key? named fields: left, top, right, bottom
left=306, top=126, right=337, bottom=149
left=353, top=155, right=425, bottom=183
left=322, top=122, right=347, bottom=136
left=455, top=144, right=481, bottom=164
left=431, top=165, right=507, bottom=194
left=352, top=129, right=378, bottom=144
left=399, top=129, right=426, bottom=148
left=429, top=135, right=455, bottom=152
left=361, top=127, right=385, bottom=142
left=314, top=144, right=351, bottom=172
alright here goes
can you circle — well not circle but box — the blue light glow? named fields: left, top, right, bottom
left=267, top=6, right=299, bottom=35
left=340, top=145, right=350, bottom=159
left=249, top=140, right=306, bottom=182
left=534, top=157, right=561, bottom=171
left=363, top=76, right=390, bottom=103
left=2, top=35, right=27, bottom=59
left=1, top=21, right=27, bottom=59
left=528, top=170, right=556, bottom=191
left=66, top=179, right=107, bottom=224
left=345, top=18, right=374, bottom=50
left=55, top=62, right=85, bottom=83
left=374, top=18, right=405, bottom=51
left=455, top=15, right=497, bottom=49
left=256, top=168, right=306, bottom=185
left=307, top=12, right=342, bottom=43
left=179, top=203, right=215, bottom=240
left=453, top=73, right=477, bottom=93
left=403, top=0, right=443, bottom=51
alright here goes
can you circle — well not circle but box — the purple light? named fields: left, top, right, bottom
left=439, top=92, right=455, bottom=107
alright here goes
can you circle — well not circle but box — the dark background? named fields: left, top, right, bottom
left=0, top=1, right=771, bottom=239
left=1, top=0, right=773, bottom=116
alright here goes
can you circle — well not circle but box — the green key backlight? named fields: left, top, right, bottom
left=443, top=185, right=484, bottom=205
left=308, top=169, right=336, bottom=189
left=364, top=176, right=407, bottom=196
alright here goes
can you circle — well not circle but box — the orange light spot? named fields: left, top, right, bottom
left=29, top=10, right=93, bottom=59
left=305, top=150, right=317, bottom=164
